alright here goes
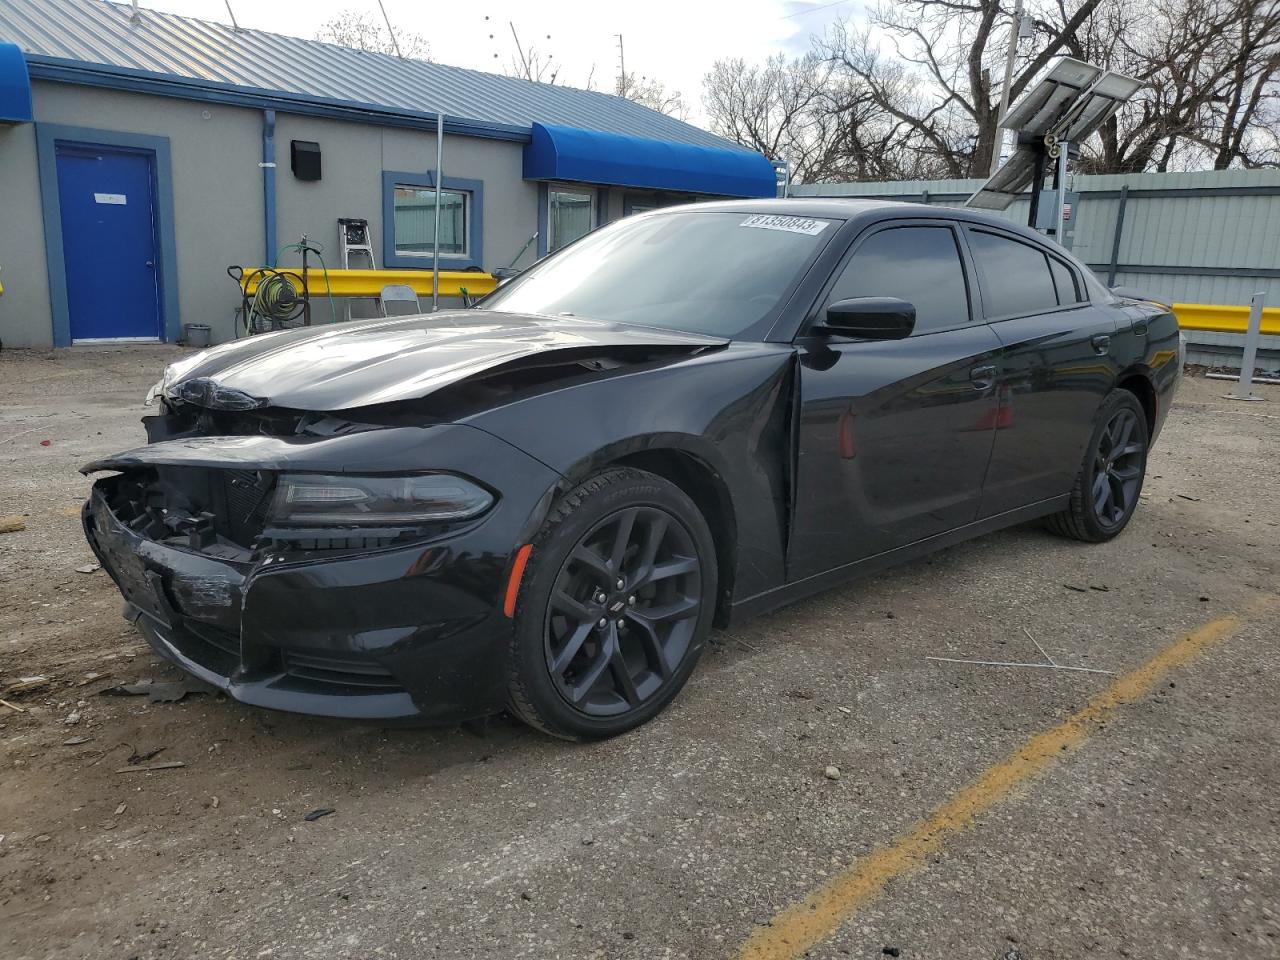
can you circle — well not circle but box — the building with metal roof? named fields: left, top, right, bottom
left=0, top=0, right=776, bottom=347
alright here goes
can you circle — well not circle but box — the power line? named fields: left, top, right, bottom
left=779, top=0, right=852, bottom=20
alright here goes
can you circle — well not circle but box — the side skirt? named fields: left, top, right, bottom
left=728, top=495, right=1070, bottom=623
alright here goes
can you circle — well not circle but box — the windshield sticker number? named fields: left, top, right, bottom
left=740, top=214, right=828, bottom=236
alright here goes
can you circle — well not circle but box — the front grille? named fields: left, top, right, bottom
left=217, top=469, right=274, bottom=546
left=177, top=623, right=403, bottom=694
left=101, top=468, right=273, bottom=553
left=282, top=650, right=403, bottom=691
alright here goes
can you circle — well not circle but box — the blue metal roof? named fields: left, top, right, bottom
left=0, top=41, right=32, bottom=123
left=524, top=123, right=777, bottom=197
left=0, top=0, right=746, bottom=151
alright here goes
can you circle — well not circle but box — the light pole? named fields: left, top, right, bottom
left=990, top=0, right=1025, bottom=176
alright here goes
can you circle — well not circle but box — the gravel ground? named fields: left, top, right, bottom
left=0, top=346, right=1276, bottom=960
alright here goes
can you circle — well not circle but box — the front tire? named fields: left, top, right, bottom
left=506, top=468, right=717, bottom=740
left=1046, top=389, right=1149, bottom=543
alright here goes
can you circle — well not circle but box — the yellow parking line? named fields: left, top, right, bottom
left=738, top=606, right=1270, bottom=960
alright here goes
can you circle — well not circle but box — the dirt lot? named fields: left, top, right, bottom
left=1, top=346, right=1277, bottom=960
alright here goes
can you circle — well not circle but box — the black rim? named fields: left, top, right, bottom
left=544, top=506, right=702, bottom=717
left=1091, top=407, right=1145, bottom=528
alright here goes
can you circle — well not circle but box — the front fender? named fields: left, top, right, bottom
left=463, top=344, right=797, bottom=600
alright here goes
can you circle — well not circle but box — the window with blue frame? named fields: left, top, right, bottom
left=548, top=185, right=595, bottom=251
left=381, top=171, right=484, bottom=270
left=393, top=186, right=468, bottom=257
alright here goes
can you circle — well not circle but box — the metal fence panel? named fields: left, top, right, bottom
left=792, top=170, right=1280, bottom=307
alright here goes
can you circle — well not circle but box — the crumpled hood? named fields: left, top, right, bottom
left=161, top=311, right=727, bottom=411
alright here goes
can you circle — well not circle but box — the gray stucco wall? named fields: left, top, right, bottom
left=18, top=81, right=264, bottom=347
left=272, top=116, right=538, bottom=274
left=2, top=84, right=552, bottom=347
left=1, top=80, right=710, bottom=349
left=0, top=119, right=49, bottom=349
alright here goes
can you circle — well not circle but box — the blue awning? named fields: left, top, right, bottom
left=0, top=43, right=33, bottom=124
left=523, top=122, right=776, bottom=198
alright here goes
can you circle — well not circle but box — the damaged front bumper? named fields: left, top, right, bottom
left=82, top=424, right=561, bottom=723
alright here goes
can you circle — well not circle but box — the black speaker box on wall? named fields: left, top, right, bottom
left=291, top=140, right=322, bottom=181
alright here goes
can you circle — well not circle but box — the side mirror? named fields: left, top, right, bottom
left=817, top=297, right=916, bottom=340
left=491, top=266, right=522, bottom=284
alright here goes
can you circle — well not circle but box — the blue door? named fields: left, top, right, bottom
left=55, top=144, right=162, bottom=340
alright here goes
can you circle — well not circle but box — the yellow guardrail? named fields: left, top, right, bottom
left=238, top=268, right=498, bottom=299
left=1174, top=302, right=1279, bottom=336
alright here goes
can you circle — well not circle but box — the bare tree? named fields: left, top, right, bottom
left=617, top=72, right=688, bottom=119
left=315, top=10, right=429, bottom=60
left=707, top=0, right=1280, bottom=180
left=506, top=24, right=560, bottom=84
left=818, top=0, right=1106, bottom=177
left=704, top=55, right=827, bottom=179
left=1059, top=0, right=1280, bottom=171
left=704, top=50, right=966, bottom=181
left=616, top=71, right=690, bottom=120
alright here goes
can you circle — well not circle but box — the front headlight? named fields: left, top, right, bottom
left=144, top=352, right=209, bottom=406
left=267, top=473, right=494, bottom=526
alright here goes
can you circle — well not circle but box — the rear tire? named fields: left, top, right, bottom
left=506, top=468, right=717, bottom=740
left=1045, top=389, right=1149, bottom=543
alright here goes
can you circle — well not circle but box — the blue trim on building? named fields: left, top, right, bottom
left=35, top=123, right=180, bottom=346
left=262, top=110, right=277, bottom=267
left=0, top=42, right=33, bottom=123
left=381, top=170, right=486, bottom=270
left=536, top=183, right=549, bottom=259
left=26, top=57, right=533, bottom=144
left=523, top=122, right=776, bottom=198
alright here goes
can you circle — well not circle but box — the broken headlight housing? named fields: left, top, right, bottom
left=267, top=474, right=494, bottom=527
left=144, top=352, right=209, bottom=406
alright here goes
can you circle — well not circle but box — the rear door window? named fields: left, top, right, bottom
left=966, top=228, right=1060, bottom=318
left=826, top=225, right=970, bottom=334
left=1049, top=256, right=1083, bottom=305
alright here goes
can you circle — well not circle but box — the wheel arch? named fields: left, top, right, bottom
left=1115, top=367, right=1157, bottom=436
left=552, top=442, right=737, bottom=632
left=601, top=445, right=738, bottom=628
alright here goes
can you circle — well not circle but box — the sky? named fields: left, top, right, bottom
left=135, top=0, right=862, bottom=127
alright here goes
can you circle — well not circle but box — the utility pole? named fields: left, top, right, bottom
left=376, top=0, right=404, bottom=58
left=510, top=22, right=529, bottom=79
left=989, top=0, right=1025, bottom=175
left=615, top=34, right=626, bottom=96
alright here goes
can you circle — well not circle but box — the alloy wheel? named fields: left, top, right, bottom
left=544, top=506, right=702, bottom=717
left=1091, top=407, right=1145, bottom=528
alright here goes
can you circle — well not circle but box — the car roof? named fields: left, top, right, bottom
left=663, top=197, right=1046, bottom=245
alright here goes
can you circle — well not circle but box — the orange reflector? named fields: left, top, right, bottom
left=837, top=409, right=856, bottom=460
left=503, top=544, right=534, bottom=618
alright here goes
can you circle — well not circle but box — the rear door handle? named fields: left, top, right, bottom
left=1091, top=334, right=1111, bottom=355
left=969, top=364, right=997, bottom=389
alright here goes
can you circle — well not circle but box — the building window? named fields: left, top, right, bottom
left=381, top=171, right=484, bottom=270
left=548, top=186, right=595, bottom=251
left=393, top=186, right=468, bottom=258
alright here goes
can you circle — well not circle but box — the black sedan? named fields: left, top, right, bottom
left=82, top=200, right=1182, bottom=739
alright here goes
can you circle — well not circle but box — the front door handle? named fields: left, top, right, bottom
left=969, top=364, right=997, bottom=389
left=1091, top=334, right=1111, bottom=355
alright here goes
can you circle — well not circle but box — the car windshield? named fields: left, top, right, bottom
left=477, top=210, right=839, bottom=339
